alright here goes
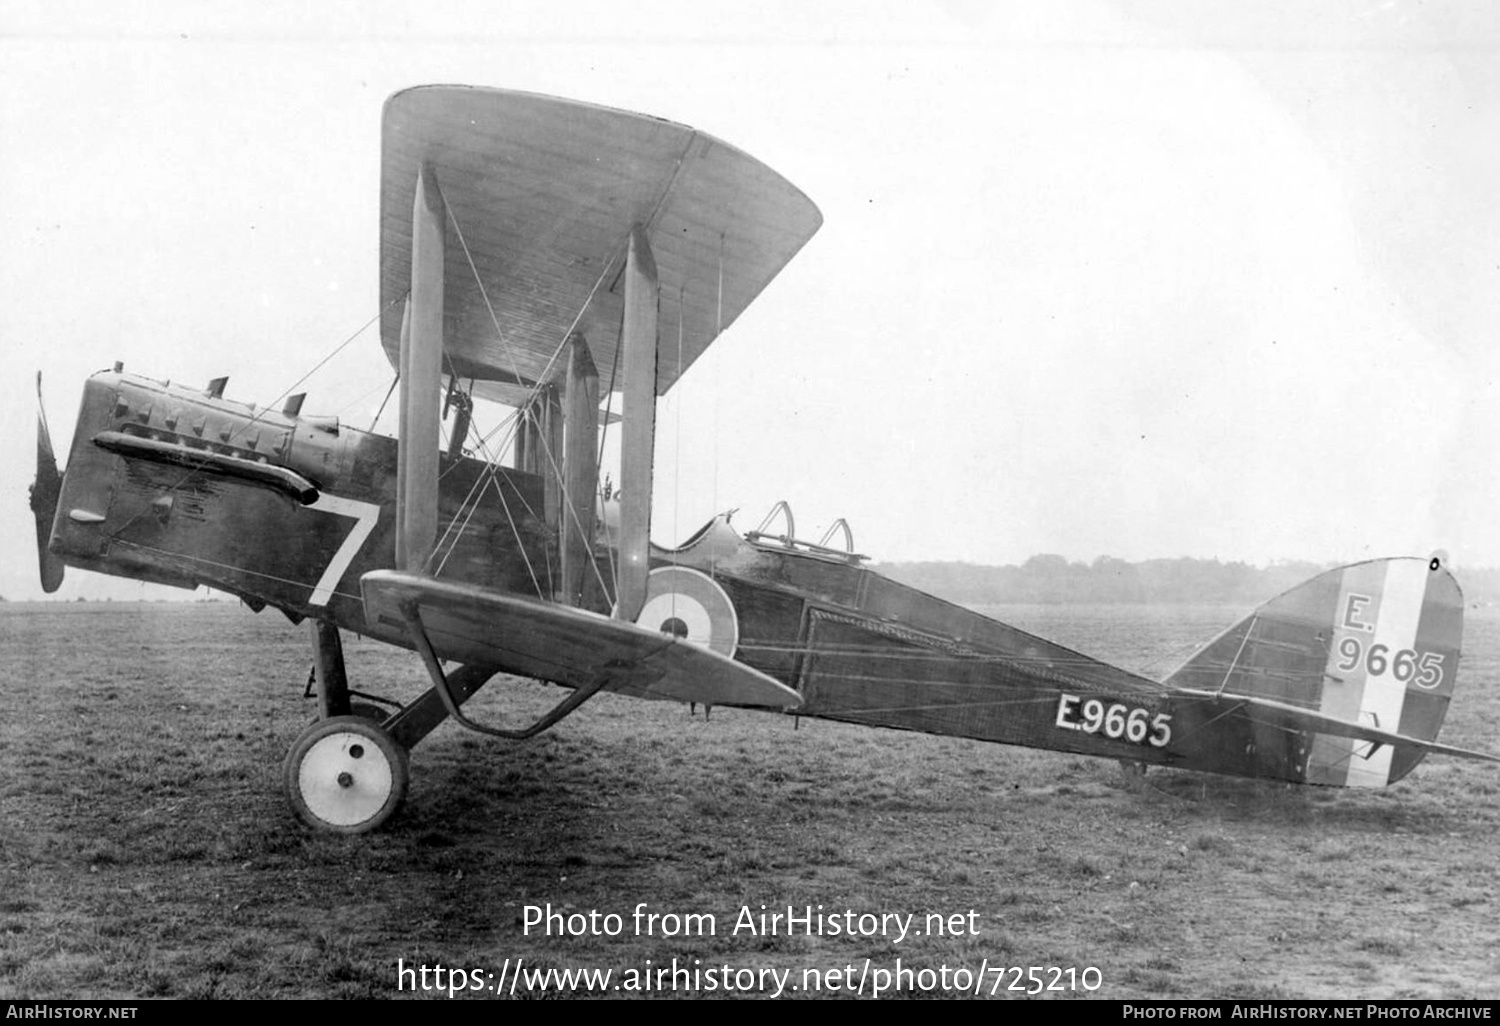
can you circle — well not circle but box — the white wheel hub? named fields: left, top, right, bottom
left=297, top=730, right=394, bottom=827
left=285, top=715, right=408, bottom=833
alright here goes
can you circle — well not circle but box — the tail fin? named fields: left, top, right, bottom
left=1165, top=557, right=1463, bottom=787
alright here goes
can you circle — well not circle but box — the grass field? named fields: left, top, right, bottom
left=1, top=598, right=1497, bottom=999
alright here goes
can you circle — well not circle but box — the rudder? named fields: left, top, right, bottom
left=1165, top=556, right=1463, bottom=787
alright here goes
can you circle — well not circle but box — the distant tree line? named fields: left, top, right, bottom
left=1450, top=566, right=1500, bottom=606
left=875, top=555, right=1500, bottom=607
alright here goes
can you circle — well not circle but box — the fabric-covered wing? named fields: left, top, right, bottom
left=380, top=86, right=822, bottom=406
left=361, top=570, right=801, bottom=708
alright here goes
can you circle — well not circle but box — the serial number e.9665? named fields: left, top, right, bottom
left=1054, top=694, right=1171, bottom=748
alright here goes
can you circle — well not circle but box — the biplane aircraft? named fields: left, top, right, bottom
left=29, top=86, right=1499, bottom=834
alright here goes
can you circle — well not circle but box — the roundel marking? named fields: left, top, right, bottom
left=635, top=566, right=738, bottom=658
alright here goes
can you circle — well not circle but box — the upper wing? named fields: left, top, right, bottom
left=380, top=86, right=823, bottom=406
left=361, top=569, right=801, bottom=709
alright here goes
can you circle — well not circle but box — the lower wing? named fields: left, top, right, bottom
left=361, top=570, right=801, bottom=709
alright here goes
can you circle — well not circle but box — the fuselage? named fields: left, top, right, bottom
left=49, top=370, right=547, bottom=646
left=42, top=369, right=1461, bottom=790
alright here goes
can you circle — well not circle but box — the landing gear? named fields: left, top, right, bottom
left=288, top=621, right=407, bottom=833
left=308, top=620, right=353, bottom=718
left=347, top=702, right=392, bottom=725
left=287, top=618, right=501, bottom=833
left=284, top=716, right=409, bottom=834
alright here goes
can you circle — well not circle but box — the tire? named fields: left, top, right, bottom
left=284, top=715, right=409, bottom=834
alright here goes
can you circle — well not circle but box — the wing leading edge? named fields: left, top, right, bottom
left=360, top=569, right=801, bottom=709
left=379, top=86, right=823, bottom=407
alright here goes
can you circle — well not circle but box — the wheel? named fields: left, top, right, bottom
left=284, top=715, right=409, bottom=834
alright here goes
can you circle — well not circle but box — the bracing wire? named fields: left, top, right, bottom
left=260, top=301, right=397, bottom=424
left=363, top=375, right=400, bottom=433
left=433, top=203, right=619, bottom=605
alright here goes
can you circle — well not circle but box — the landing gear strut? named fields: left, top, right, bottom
left=286, top=620, right=409, bottom=833
left=285, top=619, right=503, bottom=833
left=309, top=620, right=353, bottom=719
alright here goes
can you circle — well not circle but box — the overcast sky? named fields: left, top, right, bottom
left=3, top=0, right=1498, bottom=601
